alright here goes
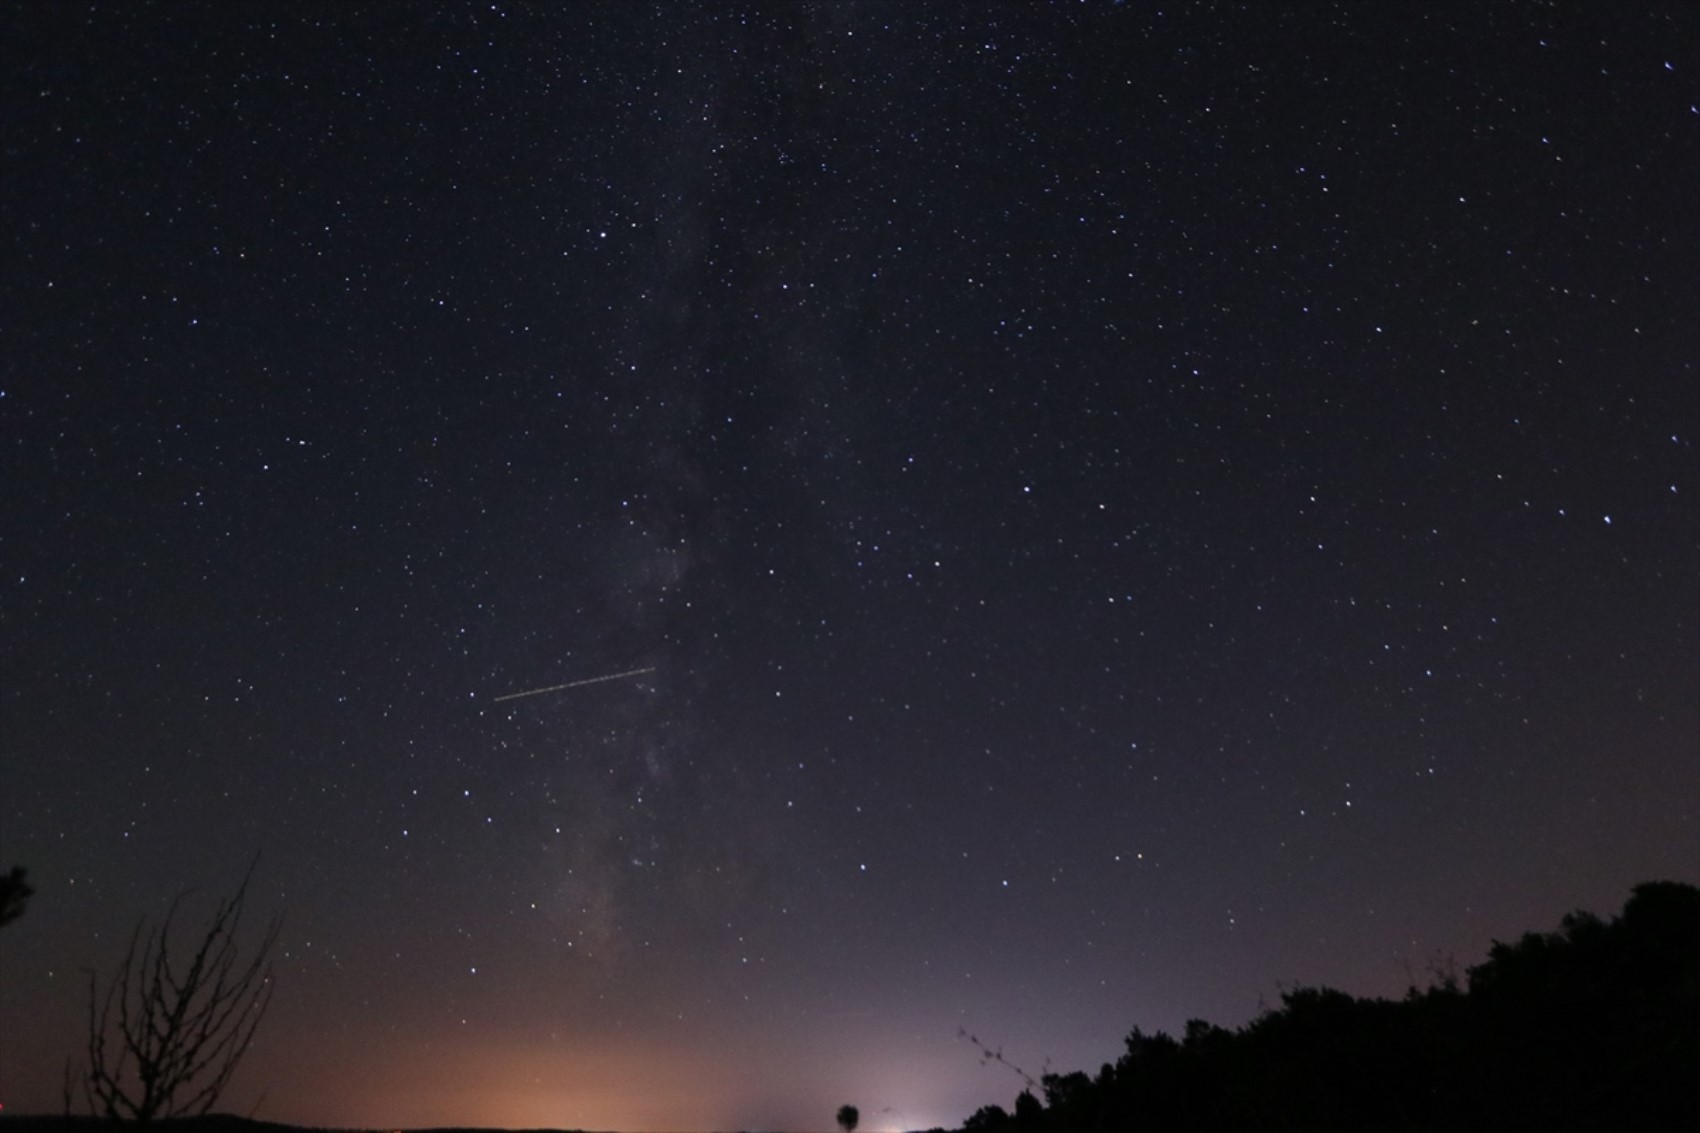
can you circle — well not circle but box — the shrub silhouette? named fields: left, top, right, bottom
left=953, top=881, right=1699, bottom=1132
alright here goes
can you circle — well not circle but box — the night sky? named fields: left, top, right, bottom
left=2, top=2, right=1696, bottom=1128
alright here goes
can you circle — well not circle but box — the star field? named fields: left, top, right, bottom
left=1, top=3, right=1696, bottom=1128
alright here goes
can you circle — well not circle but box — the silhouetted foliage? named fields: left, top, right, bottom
left=76, top=862, right=282, bottom=1125
left=952, top=881, right=1699, bottom=1132
left=0, top=865, right=33, bottom=928
left=1012, top=1090, right=1043, bottom=1132
left=836, top=1105, right=860, bottom=1133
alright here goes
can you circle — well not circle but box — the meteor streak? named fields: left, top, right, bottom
left=490, top=666, right=656, bottom=703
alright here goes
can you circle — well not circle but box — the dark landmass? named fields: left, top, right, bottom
left=0, top=1113, right=793, bottom=1133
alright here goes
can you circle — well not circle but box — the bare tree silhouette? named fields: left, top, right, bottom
left=836, top=1104, right=860, bottom=1133
left=78, top=860, right=281, bottom=1124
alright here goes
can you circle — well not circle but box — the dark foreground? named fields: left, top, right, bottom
left=0, top=1121, right=600, bottom=1133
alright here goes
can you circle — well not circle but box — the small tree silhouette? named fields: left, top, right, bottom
left=78, top=860, right=281, bottom=1124
left=837, top=1104, right=860, bottom=1133
left=1013, top=1090, right=1043, bottom=1131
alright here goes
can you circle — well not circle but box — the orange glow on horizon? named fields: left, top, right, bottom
left=245, top=1027, right=975, bottom=1133
left=255, top=1033, right=784, bottom=1132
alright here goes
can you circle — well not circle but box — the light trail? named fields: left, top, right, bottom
left=489, top=666, right=657, bottom=703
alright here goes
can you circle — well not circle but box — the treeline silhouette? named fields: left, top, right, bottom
left=953, top=881, right=1697, bottom=1132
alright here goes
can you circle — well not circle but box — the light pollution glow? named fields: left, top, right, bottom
left=234, top=1030, right=979, bottom=1132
